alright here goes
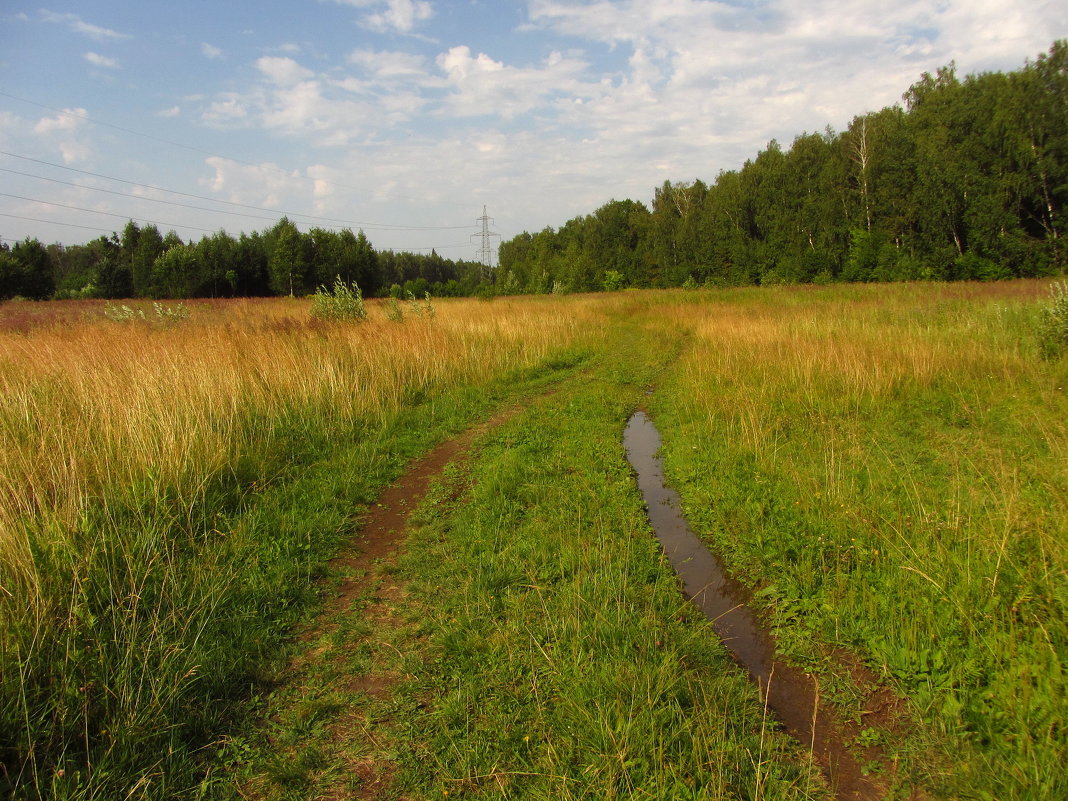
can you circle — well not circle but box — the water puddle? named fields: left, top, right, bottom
left=624, top=411, right=884, bottom=801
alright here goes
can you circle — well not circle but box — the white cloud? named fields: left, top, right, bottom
left=348, top=48, right=429, bottom=80
left=39, top=10, right=129, bottom=40
left=256, top=56, right=315, bottom=86
left=330, top=0, right=434, bottom=33
left=202, top=94, right=252, bottom=127
left=157, top=106, right=181, bottom=118
left=84, top=51, right=119, bottom=69
left=435, top=46, right=593, bottom=119
left=32, top=108, right=92, bottom=164
left=365, top=0, right=434, bottom=33
left=179, top=0, right=1068, bottom=250
left=200, top=157, right=310, bottom=210
left=201, top=42, right=224, bottom=60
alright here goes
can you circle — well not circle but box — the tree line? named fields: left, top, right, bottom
left=0, top=216, right=491, bottom=301
left=499, top=42, right=1068, bottom=292
left=3, top=42, right=1065, bottom=302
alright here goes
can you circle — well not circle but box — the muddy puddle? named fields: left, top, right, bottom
left=624, top=410, right=885, bottom=801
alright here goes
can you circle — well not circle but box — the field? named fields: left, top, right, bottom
left=1, top=283, right=1065, bottom=800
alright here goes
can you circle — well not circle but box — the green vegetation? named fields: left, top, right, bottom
left=234, top=311, right=828, bottom=801
left=310, top=276, right=367, bottom=321
left=651, top=282, right=1067, bottom=799
left=4, top=43, right=1065, bottom=304
left=499, top=42, right=1068, bottom=291
left=2, top=282, right=1065, bottom=800
left=0, top=296, right=599, bottom=800
left=0, top=219, right=489, bottom=303
left=1039, top=280, right=1068, bottom=358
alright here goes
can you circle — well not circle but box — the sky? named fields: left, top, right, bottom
left=1, top=1, right=1066, bottom=262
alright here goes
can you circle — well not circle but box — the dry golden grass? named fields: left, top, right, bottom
left=0, top=295, right=602, bottom=601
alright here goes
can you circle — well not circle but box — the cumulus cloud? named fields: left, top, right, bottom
left=330, top=0, right=433, bottom=33
left=189, top=0, right=1067, bottom=250
left=33, top=108, right=92, bottom=164
left=201, top=42, right=224, bottom=59
left=203, top=53, right=426, bottom=142
left=256, top=56, right=315, bottom=86
left=365, top=0, right=433, bottom=33
left=201, top=157, right=308, bottom=209
left=84, top=51, right=119, bottom=69
left=435, top=46, right=593, bottom=119
left=202, top=93, right=252, bottom=126
left=348, top=48, right=430, bottom=81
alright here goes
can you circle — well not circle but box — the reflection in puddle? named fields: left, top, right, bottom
left=624, top=411, right=882, bottom=801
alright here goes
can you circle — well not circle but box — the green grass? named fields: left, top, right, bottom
left=5, top=283, right=1065, bottom=801
left=651, top=282, right=1067, bottom=800
left=0, top=345, right=591, bottom=801
left=233, top=315, right=829, bottom=801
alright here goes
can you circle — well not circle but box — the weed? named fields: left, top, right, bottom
left=311, top=277, right=366, bottom=321
left=103, top=301, right=190, bottom=323
left=404, top=290, right=435, bottom=320
left=1037, top=279, right=1068, bottom=359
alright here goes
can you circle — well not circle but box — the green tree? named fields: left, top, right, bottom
left=151, top=246, right=199, bottom=298
left=267, top=218, right=309, bottom=296
left=5, top=238, right=55, bottom=299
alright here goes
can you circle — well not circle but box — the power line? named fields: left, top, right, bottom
left=0, top=192, right=219, bottom=234
left=0, top=212, right=128, bottom=234
left=0, top=212, right=475, bottom=253
left=0, top=167, right=288, bottom=225
left=0, top=92, right=449, bottom=212
left=0, top=151, right=473, bottom=232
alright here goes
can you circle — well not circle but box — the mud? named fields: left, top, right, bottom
left=624, top=410, right=898, bottom=801
left=287, top=406, right=528, bottom=800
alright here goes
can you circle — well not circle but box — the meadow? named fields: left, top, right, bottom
left=0, top=282, right=1064, bottom=800
left=651, top=281, right=1067, bottom=799
left=0, top=295, right=599, bottom=798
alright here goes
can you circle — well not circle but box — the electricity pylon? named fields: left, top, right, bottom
left=472, top=205, right=499, bottom=279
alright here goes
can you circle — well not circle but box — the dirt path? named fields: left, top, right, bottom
left=263, top=404, right=527, bottom=800
left=248, top=390, right=920, bottom=801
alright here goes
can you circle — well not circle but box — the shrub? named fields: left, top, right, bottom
left=1038, top=280, right=1068, bottom=359
left=311, top=277, right=366, bottom=321
left=602, top=269, right=625, bottom=292
left=405, top=290, right=435, bottom=320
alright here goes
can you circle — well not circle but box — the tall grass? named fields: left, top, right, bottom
left=388, top=318, right=826, bottom=800
left=0, top=295, right=599, bottom=799
left=652, top=281, right=1067, bottom=800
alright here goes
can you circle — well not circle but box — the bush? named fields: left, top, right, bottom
left=311, top=277, right=366, bottom=321
left=602, top=269, right=625, bottom=292
left=1038, top=280, right=1068, bottom=359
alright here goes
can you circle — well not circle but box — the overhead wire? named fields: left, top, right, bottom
left=0, top=95, right=472, bottom=230
left=0, top=152, right=473, bottom=231
left=0, top=192, right=219, bottom=234
left=0, top=92, right=485, bottom=253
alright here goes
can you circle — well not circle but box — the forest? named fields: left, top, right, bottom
left=1, top=41, right=1066, bottom=302
left=499, top=41, right=1068, bottom=292
left=0, top=217, right=490, bottom=301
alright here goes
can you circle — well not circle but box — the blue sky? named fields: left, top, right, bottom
left=2, top=1, right=1066, bottom=261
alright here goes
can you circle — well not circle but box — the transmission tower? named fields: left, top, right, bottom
left=472, top=205, right=500, bottom=279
